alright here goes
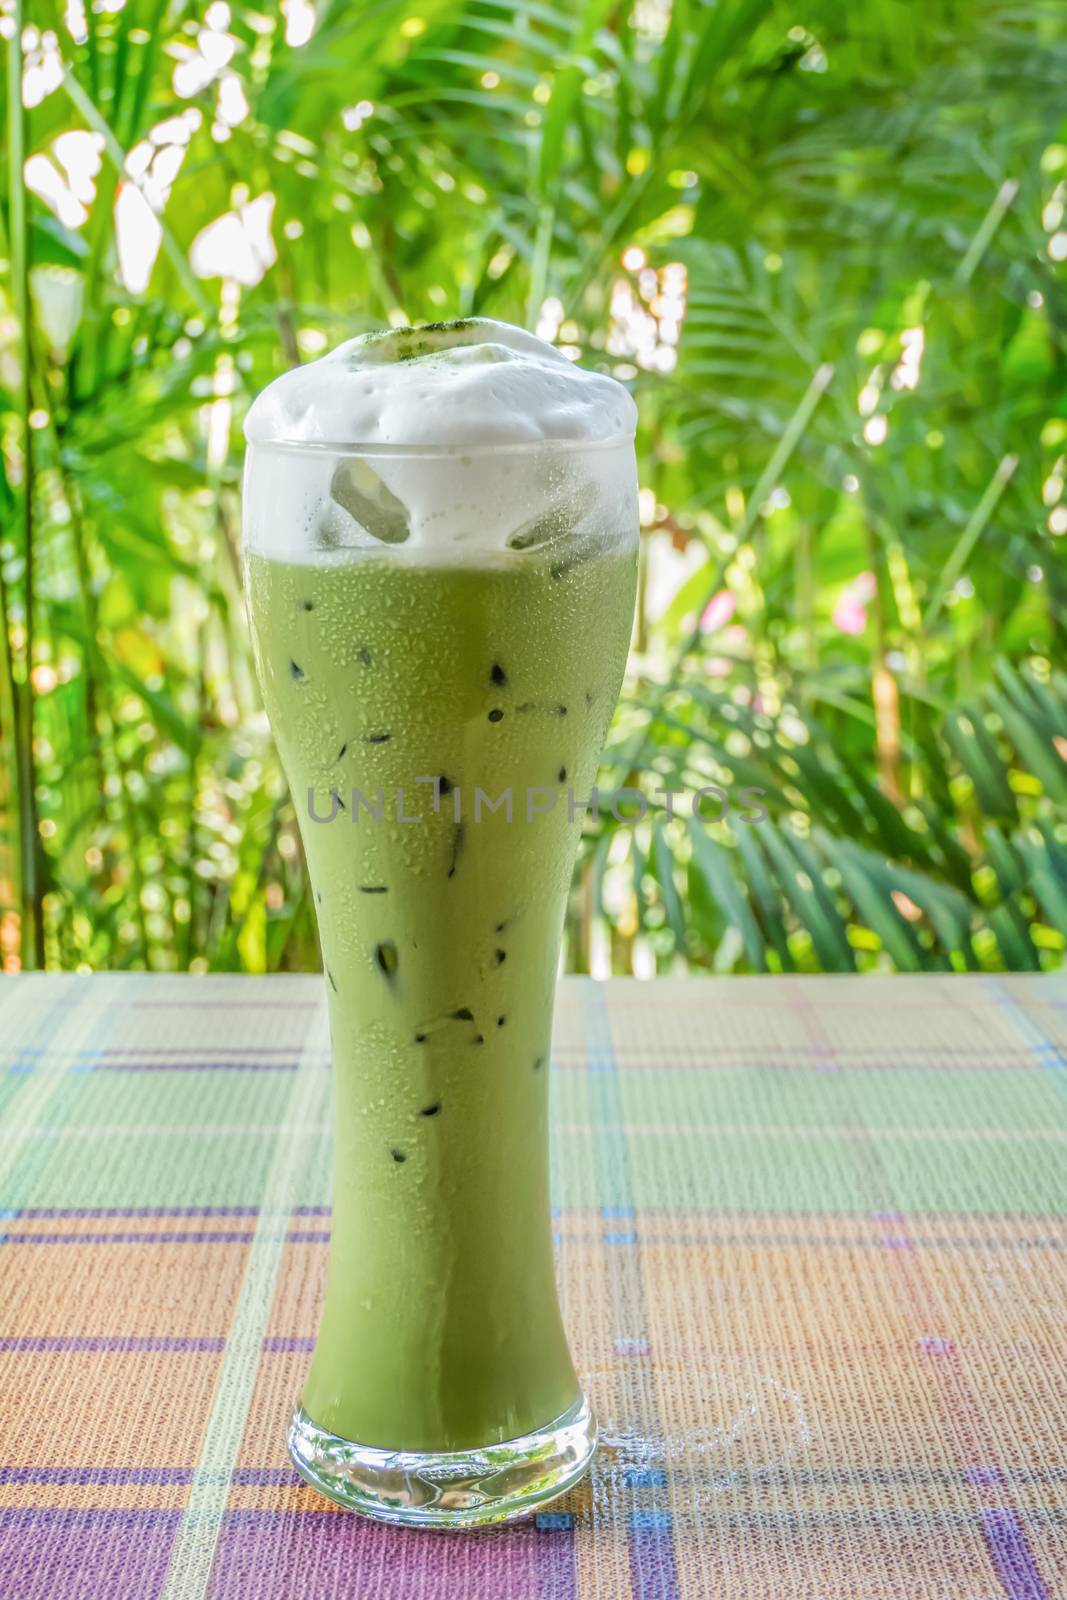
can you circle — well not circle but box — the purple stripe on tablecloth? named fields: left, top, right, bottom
left=88, top=1061, right=305, bottom=1073
left=981, top=1509, right=1051, bottom=1600
left=0, top=1336, right=224, bottom=1353
left=0, top=1508, right=181, bottom=1526
left=204, top=1509, right=549, bottom=1600
left=0, top=1332, right=309, bottom=1364
left=2, top=1228, right=331, bottom=1245
left=629, top=1511, right=680, bottom=1600
left=0, top=1508, right=180, bottom=1600
left=4, top=1221, right=1061, bottom=1250
left=12, top=1204, right=330, bottom=1219
left=534, top=1513, right=578, bottom=1600
left=3, top=1230, right=259, bottom=1246
left=14, top=1205, right=261, bottom=1219
left=6, top=1463, right=1066, bottom=1492
left=94, top=1048, right=312, bottom=1056
left=0, top=1204, right=1058, bottom=1235
left=131, top=1000, right=319, bottom=1010
left=0, top=1466, right=300, bottom=1487
left=0, top=1467, right=194, bottom=1486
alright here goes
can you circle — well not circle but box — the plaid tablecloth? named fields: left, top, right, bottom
left=0, top=972, right=1065, bottom=1599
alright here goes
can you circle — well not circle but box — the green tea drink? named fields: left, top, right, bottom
left=243, top=317, right=638, bottom=1524
left=247, top=543, right=635, bottom=1450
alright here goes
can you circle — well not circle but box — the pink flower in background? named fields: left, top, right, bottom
left=833, top=596, right=867, bottom=635
left=699, top=589, right=736, bottom=634
left=832, top=570, right=877, bottom=636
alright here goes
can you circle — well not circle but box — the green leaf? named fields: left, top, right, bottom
left=650, top=818, right=687, bottom=948
left=827, top=838, right=927, bottom=972
left=30, top=213, right=90, bottom=267
left=537, top=0, right=615, bottom=197
left=767, top=825, right=856, bottom=973
left=687, top=817, right=767, bottom=970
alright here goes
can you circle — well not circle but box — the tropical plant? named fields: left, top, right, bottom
left=1, top=0, right=1065, bottom=974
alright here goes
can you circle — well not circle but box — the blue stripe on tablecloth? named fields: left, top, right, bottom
left=20, top=1043, right=327, bottom=1074
left=68, top=1060, right=310, bottom=1074
left=629, top=1510, right=678, bottom=1600
left=582, top=980, right=679, bottom=1600
left=985, top=981, right=1067, bottom=1104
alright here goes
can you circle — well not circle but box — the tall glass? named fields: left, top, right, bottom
left=243, top=433, right=637, bottom=1526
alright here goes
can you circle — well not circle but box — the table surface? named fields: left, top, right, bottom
left=0, top=972, right=1065, bottom=1600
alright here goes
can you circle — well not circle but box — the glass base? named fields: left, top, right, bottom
left=287, top=1393, right=597, bottom=1529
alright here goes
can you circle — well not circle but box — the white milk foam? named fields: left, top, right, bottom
left=242, top=319, right=637, bottom=562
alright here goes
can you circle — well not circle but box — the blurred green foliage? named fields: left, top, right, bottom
left=1, top=0, right=1066, bottom=974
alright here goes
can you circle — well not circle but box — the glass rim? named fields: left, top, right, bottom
left=242, top=433, right=635, bottom=459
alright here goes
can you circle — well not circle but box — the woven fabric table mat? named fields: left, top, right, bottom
left=0, top=972, right=1064, bottom=1599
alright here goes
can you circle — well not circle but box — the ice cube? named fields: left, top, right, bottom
left=506, top=478, right=597, bottom=551
left=330, top=459, right=410, bottom=545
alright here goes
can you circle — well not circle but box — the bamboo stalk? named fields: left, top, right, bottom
left=0, top=550, right=19, bottom=935
left=923, top=454, right=1019, bottom=629
left=0, top=187, right=22, bottom=936
left=33, top=416, right=151, bottom=965
left=6, top=6, right=44, bottom=967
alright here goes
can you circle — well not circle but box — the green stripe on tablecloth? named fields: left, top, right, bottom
left=158, top=998, right=330, bottom=1600
left=13, top=1070, right=328, bottom=1212
left=588, top=1063, right=1067, bottom=1216
left=0, top=977, right=121, bottom=1199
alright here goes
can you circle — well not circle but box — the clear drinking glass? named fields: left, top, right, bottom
left=242, top=430, right=637, bottom=1527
